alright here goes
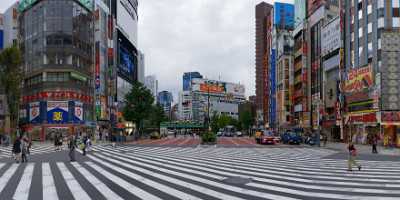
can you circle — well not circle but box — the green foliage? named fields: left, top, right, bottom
left=0, top=46, right=23, bottom=132
left=144, top=104, right=168, bottom=129
left=239, top=110, right=253, bottom=131
left=150, top=132, right=161, bottom=140
left=122, top=82, right=154, bottom=131
left=210, top=113, right=239, bottom=133
left=201, top=131, right=217, bottom=144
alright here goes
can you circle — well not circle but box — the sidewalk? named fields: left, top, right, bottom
left=324, top=142, right=400, bottom=156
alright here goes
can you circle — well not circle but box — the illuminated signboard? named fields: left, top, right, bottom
left=18, top=0, right=93, bottom=12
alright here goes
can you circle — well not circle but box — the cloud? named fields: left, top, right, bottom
left=138, top=0, right=292, bottom=102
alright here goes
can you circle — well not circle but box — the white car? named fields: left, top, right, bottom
left=235, top=131, right=243, bottom=137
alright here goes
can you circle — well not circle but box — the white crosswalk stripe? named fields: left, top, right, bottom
left=0, top=145, right=399, bottom=199
left=0, top=143, right=59, bottom=159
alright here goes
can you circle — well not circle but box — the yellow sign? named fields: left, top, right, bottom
left=53, top=112, right=63, bottom=121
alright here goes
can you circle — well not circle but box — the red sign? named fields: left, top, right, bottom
left=348, top=113, right=376, bottom=123
left=23, top=91, right=92, bottom=103
left=382, top=112, right=400, bottom=122
left=344, top=65, right=373, bottom=93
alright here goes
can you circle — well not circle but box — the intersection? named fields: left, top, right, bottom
left=0, top=142, right=399, bottom=200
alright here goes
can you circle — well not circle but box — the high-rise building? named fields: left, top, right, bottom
left=255, top=2, right=273, bottom=126
left=138, top=51, right=145, bottom=84
left=343, top=0, right=400, bottom=146
left=272, top=2, right=295, bottom=130
left=145, top=75, right=158, bottom=98
left=18, top=0, right=94, bottom=140
left=13, top=0, right=143, bottom=140
left=183, top=72, right=203, bottom=91
left=157, top=91, right=173, bottom=118
left=178, top=91, right=192, bottom=121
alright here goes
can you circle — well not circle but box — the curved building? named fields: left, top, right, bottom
left=18, top=0, right=94, bottom=140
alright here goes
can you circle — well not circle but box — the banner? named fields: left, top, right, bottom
left=47, top=101, right=68, bottom=124
left=74, top=101, right=84, bottom=122
left=29, top=102, right=40, bottom=122
left=199, top=82, right=226, bottom=94
left=344, top=65, right=373, bottom=93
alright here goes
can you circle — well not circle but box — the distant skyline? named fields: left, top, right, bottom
left=0, top=0, right=294, bottom=100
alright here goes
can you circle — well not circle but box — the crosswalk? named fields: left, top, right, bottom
left=0, top=143, right=57, bottom=159
left=0, top=145, right=400, bottom=199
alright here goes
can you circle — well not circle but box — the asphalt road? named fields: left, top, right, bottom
left=0, top=144, right=400, bottom=200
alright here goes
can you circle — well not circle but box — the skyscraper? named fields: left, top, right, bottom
left=255, top=2, right=273, bottom=125
left=183, top=72, right=203, bottom=91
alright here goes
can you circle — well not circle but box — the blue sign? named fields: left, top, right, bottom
left=47, top=101, right=69, bottom=124
left=269, top=49, right=277, bottom=128
left=274, top=3, right=295, bottom=30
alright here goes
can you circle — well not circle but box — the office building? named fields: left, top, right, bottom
left=145, top=75, right=158, bottom=99
left=255, top=2, right=273, bottom=125
left=157, top=91, right=173, bottom=118
left=183, top=72, right=203, bottom=91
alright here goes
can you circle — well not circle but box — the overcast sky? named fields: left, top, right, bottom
left=1, top=0, right=293, bottom=101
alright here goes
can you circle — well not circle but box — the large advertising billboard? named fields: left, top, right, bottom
left=117, top=30, right=137, bottom=83
left=274, top=2, right=294, bottom=30
left=344, top=65, right=373, bottom=93
left=47, top=101, right=69, bottom=124
left=321, top=17, right=340, bottom=56
left=192, top=79, right=245, bottom=96
left=29, top=102, right=40, bottom=123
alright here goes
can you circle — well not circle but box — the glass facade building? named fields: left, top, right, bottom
left=19, top=0, right=94, bottom=140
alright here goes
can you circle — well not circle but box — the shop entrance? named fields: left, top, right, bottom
left=45, top=127, right=70, bottom=140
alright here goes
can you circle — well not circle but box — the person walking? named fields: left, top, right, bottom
left=68, top=135, right=76, bottom=162
left=372, top=135, right=378, bottom=154
left=21, top=137, right=28, bottom=163
left=82, top=136, right=87, bottom=156
left=12, top=137, right=22, bottom=163
left=348, top=142, right=362, bottom=171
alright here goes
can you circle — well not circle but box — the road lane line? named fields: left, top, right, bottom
left=13, top=163, right=34, bottom=200
left=42, top=163, right=58, bottom=200
left=56, top=162, right=91, bottom=200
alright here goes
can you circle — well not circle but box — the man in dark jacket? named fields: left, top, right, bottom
left=12, top=137, right=22, bottom=163
left=68, top=136, right=76, bottom=162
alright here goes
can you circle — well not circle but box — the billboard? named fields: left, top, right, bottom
left=29, top=102, right=40, bottom=122
left=47, top=101, right=69, bottom=124
left=321, top=17, right=340, bottom=56
left=192, top=79, right=245, bottom=96
left=74, top=101, right=84, bottom=122
left=274, top=3, right=294, bottom=30
left=117, top=30, right=137, bottom=82
left=344, top=65, right=373, bottom=93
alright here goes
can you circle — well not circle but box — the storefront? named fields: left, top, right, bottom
left=345, top=112, right=379, bottom=144
left=381, top=112, right=400, bottom=148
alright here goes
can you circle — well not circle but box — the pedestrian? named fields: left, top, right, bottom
left=12, top=137, right=22, bottom=163
left=348, top=142, right=362, bottom=171
left=99, top=129, right=103, bottom=142
left=86, top=137, right=92, bottom=152
left=372, top=135, right=378, bottom=154
left=323, top=134, right=328, bottom=147
left=21, top=137, right=28, bottom=163
left=68, top=135, right=76, bottom=162
left=82, top=136, right=87, bottom=156
left=27, top=138, right=32, bottom=155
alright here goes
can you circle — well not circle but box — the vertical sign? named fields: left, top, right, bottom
left=29, top=102, right=40, bottom=122
left=74, top=101, right=84, bottom=122
left=95, top=42, right=100, bottom=91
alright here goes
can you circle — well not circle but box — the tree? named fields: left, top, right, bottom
left=239, top=110, right=253, bottom=132
left=147, top=104, right=168, bottom=128
left=210, top=111, right=220, bottom=133
left=122, top=81, right=154, bottom=134
left=0, top=46, right=23, bottom=135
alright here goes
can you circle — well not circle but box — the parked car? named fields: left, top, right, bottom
left=235, top=131, right=243, bottom=137
left=217, top=132, right=223, bottom=137
left=281, top=131, right=302, bottom=145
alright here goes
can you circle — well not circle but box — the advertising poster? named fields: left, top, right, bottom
left=74, top=101, right=84, bottom=122
left=101, top=96, right=107, bottom=119
left=47, top=101, right=69, bottom=124
left=199, top=82, right=226, bottom=94
left=344, top=65, right=373, bottom=93
left=29, top=102, right=40, bottom=122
